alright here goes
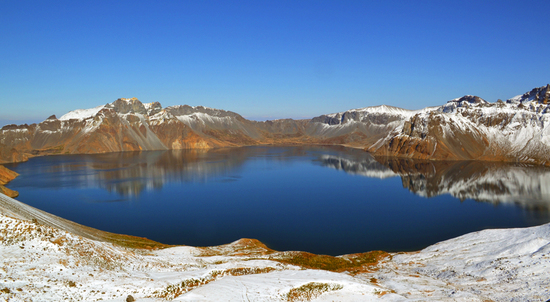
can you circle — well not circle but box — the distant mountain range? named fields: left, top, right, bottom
left=1, top=84, right=550, bottom=165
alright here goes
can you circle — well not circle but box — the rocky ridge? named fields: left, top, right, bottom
left=368, top=84, right=550, bottom=165
left=2, top=85, right=550, bottom=165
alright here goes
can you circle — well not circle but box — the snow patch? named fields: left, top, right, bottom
left=59, top=105, right=106, bottom=121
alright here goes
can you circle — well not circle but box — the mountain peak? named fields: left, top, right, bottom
left=507, top=84, right=550, bottom=104
left=448, top=95, right=487, bottom=104
left=439, top=95, right=487, bottom=113
left=144, top=102, right=163, bottom=116
left=59, top=98, right=149, bottom=121
left=109, top=98, right=147, bottom=115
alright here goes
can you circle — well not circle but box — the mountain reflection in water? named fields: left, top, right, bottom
left=8, top=147, right=330, bottom=198
left=320, top=153, right=550, bottom=212
left=11, top=146, right=550, bottom=211
left=95, top=147, right=323, bottom=197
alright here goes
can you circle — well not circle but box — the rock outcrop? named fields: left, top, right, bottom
left=0, top=165, right=18, bottom=198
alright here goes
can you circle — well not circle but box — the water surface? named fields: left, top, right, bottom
left=5, top=146, right=550, bottom=255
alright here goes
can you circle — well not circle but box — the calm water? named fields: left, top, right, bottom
left=5, top=146, right=550, bottom=255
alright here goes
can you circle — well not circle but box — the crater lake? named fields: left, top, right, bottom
left=5, top=146, right=550, bottom=256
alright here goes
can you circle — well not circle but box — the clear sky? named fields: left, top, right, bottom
left=1, top=0, right=549, bottom=126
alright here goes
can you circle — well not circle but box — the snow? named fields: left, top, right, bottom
left=149, top=110, right=174, bottom=124
left=507, top=94, right=524, bottom=103
left=323, top=105, right=428, bottom=121
left=385, top=223, right=550, bottom=301
left=0, top=128, right=28, bottom=133
left=363, top=94, right=550, bottom=165
left=176, top=112, right=233, bottom=126
left=59, top=105, right=106, bottom=121
left=143, top=102, right=157, bottom=110
left=1, top=191, right=550, bottom=301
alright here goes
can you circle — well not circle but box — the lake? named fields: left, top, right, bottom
left=5, top=146, right=550, bottom=256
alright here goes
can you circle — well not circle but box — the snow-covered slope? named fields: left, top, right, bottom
left=369, top=84, right=550, bottom=165
left=59, top=104, right=107, bottom=121
left=376, top=223, right=550, bottom=301
left=305, top=105, right=435, bottom=148
left=1, top=191, right=549, bottom=301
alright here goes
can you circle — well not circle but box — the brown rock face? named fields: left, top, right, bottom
left=0, top=143, right=28, bottom=164
left=0, top=165, right=19, bottom=198
left=112, top=98, right=145, bottom=114
left=0, top=185, right=18, bottom=198
left=0, top=165, right=18, bottom=185
left=149, top=120, right=213, bottom=149
left=370, top=111, right=491, bottom=161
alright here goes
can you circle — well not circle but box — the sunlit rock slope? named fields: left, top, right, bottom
left=0, top=165, right=18, bottom=198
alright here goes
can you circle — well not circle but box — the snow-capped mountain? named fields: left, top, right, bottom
left=2, top=85, right=550, bottom=166
left=0, top=98, right=254, bottom=163
left=368, top=84, right=550, bottom=165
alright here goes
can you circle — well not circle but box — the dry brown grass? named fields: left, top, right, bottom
left=270, top=250, right=390, bottom=273
left=99, top=232, right=172, bottom=250
left=197, top=238, right=275, bottom=257
left=286, top=282, right=343, bottom=302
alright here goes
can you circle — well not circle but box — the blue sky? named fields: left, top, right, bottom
left=1, top=0, right=549, bottom=126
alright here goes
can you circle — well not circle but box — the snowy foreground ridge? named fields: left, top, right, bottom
left=1, top=193, right=549, bottom=301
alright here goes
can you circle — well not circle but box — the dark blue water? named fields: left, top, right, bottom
left=5, top=146, right=550, bottom=255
